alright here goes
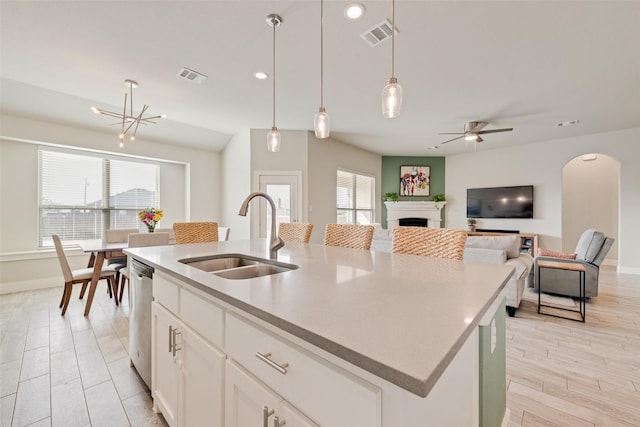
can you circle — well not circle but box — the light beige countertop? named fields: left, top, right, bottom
left=125, top=238, right=513, bottom=397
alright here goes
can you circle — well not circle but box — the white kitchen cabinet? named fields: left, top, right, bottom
left=152, top=272, right=225, bottom=427
left=225, top=359, right=318, bottom=427
left=151, top=301, right=179, bottom=427
left=179, top=324, right=225, bottom=427
left=225, top=313, right=381, bottom=427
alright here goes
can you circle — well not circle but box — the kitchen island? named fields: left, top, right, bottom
left=125, top=238, right=514, bottom=427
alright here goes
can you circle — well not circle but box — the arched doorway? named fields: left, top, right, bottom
left=562, top=153, right=619, bottom=265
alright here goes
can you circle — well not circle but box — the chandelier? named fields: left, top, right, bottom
left=91, top=79, right=165, bottom=147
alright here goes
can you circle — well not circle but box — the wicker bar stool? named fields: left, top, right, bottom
left=279, top=223, right=314, bottom=243
left=324, top=224, right=375, bottom=250
left=173, top=221, right=219, bottom=244
left=391, top=227, right=467, bottom=260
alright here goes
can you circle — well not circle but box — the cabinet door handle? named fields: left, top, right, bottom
left=171, top=327, right=182, bottom=357
left=274, top=415, right=286, bottom=427
left=168, top=325, right=173, bottom=353
left=263, top=406, right=274, bottom=427
left=256, top=351, right=289, bottom=375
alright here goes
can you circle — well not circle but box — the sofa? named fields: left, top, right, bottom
left=371, top=228, right=533, bottom=316
left=463, top=235, right=533, bottom=317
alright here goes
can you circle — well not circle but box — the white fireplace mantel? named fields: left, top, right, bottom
left=384, top=201, right=445, bottom=229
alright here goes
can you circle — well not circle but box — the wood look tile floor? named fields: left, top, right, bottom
left=1, top=266, right=638, bottom=426
left=506, top=266, right=640, bottom=427
left=0, top=284, right=168, bottom=427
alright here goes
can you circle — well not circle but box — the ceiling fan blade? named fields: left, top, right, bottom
left=467, top=121, right=488, bottom=132
left=440, top=135, right=464, bottom=145
left=476, top=136, right=484, bottom=143
left=477, top=128, right=513, bottom=135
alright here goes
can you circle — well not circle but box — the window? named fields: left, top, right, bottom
left=336, top=170, right=374, bottom=225
left=39, top=148, right=159, bottom=247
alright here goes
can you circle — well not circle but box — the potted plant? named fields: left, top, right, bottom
left=467, top=218, right=477, bottom=232
left=432, top=194, right=446, bottom=202
left=384, top=192, right=399, bottom=202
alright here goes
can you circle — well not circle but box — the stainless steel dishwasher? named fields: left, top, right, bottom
left=129, top=258, right=154, bottom=389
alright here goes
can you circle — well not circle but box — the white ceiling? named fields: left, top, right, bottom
left=1, top=1, right=639, bottom=156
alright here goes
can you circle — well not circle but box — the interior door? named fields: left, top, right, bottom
left=255, top=172, right=302, bottom=238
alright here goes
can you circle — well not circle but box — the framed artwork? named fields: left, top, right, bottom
left=400, top=166, right=430, bottom=196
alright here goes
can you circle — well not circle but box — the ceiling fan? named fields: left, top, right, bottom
left=438, top=121, right=513, bottom=145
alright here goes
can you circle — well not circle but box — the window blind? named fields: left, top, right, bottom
left=336, top=170, right=374, bottom=225
left=39, top=149, right=159, bottom=247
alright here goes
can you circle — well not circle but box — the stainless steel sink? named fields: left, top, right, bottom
left=179, top=253, right=298, bottom=279
left=179, top=254, right=259, bottom=272
left=214, top=263, right=294, bottom=280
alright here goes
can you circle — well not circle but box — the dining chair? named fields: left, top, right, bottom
left=118, top=232, right=171, bottom=304
left=52, top=234, right=118, bottom=315
left=154, top=228, right=176, bottom=244
left=323, top=224, right=374, bottom=250
left=218, top=226, right=230, bottom=241
left=279, top=223, right=313, bottom=243
left=105, top=228, right=139, bottom=288
left=391, top=226, right=468, bottom=260
left=173, top=222, right=219, bottom=244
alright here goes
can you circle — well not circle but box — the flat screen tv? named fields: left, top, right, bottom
left=467, top=185, right=534, bottom=219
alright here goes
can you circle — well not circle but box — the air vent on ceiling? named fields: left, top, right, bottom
left=177, top=67, right=208, bottom=84
left=360, top=19, right=398, bottom=47
left=556, top=119, right=579, bottom=127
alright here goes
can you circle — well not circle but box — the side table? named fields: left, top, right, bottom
left=536, top=259, right=586, bottom=322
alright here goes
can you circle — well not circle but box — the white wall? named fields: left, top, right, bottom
left=562, top=154, right=618, bottom=258
left=221, top=128, right=252, bottom=240
left=445, top=127, right=640, bottom=274
left=308, top=134, right=382, bottom=244
left=0, top=113, right=221, bottom=292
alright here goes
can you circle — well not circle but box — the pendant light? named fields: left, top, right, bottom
left=314, top=0, right=330, bottom=139
left=267, top=14, right=282, bottom=152
left=381, top=0, right=402, bottom=118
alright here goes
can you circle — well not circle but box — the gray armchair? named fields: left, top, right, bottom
left=533, top=229, right=614, bottom=298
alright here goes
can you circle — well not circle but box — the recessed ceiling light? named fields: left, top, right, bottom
left=344, top=3, right=365, bottom=20
left=254, top=71, right=268, bottom=80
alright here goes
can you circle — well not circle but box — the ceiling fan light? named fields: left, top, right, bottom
left=314, top=108, right=330, bottom=139
left=267, top=127, right=281, bottom=152
left=382, top=77, right=403, bottom=118
left=465, top=133, right=478, bottom=141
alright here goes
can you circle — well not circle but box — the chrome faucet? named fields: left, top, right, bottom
left=238, top=192, right=285, bottom=260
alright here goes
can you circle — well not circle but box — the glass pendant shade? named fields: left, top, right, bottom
left=267, top=127, right=281, bottom=152
left=314, top=108, right=330, bottom=139
left=382, top=77, right=403, bottom=119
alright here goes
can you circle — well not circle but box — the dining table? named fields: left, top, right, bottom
left=80, top=241, right=128, bottom=316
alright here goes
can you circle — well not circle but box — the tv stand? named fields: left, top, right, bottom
left=467, top=231, right=538, bottom=255
left=475, top=228, right=519, bottom=234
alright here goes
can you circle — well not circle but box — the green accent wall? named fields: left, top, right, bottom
left=381, top=156, right=446, bottom=228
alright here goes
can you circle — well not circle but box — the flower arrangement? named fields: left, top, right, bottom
left=138, top=208, right=163, bottom=232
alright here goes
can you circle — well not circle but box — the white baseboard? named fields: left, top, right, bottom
left=618, top=265, right=640, bottom=275
left=502, top=408, right=511, bottom=427
left=0, top=277, right=61, bottom=295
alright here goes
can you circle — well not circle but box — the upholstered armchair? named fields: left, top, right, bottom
left=533, top=229, right=614, bottom=298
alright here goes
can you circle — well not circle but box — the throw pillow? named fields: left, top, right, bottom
left=537, top=248, right=577, bottom=259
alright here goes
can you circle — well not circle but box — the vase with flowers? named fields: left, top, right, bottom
left=138, top=208, right=163, bottom=233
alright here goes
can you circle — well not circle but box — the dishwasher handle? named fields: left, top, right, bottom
left=131, top=258, right=154, bottom=279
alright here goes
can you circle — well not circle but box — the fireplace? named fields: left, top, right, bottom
left=398, top=218, right=428, bottom=227
left=384, top=201, right=445, bottom=229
